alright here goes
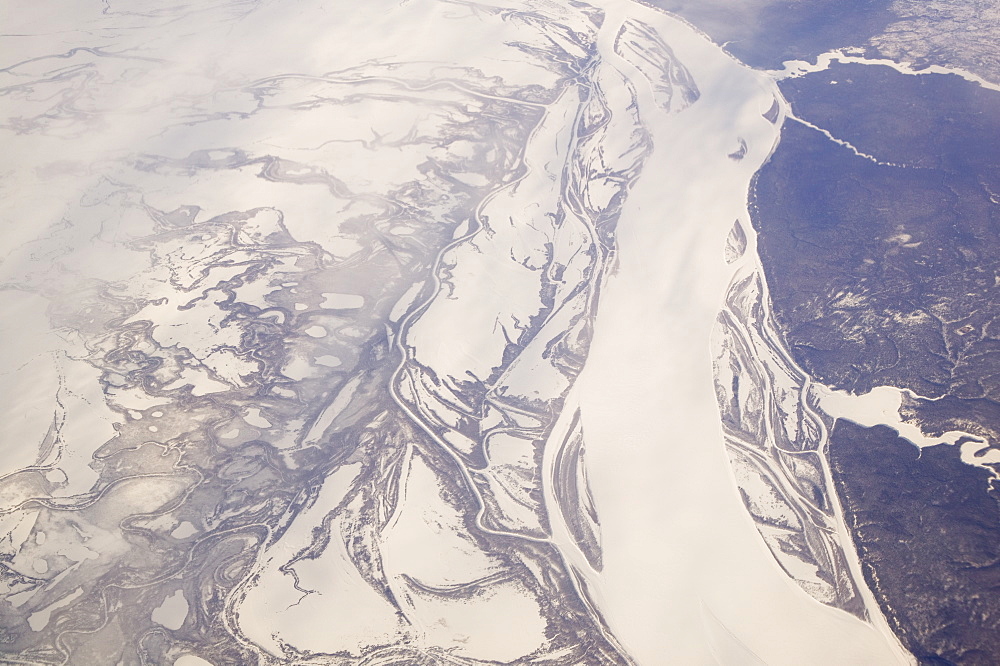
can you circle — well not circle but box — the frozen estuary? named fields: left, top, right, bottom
left=0, top=0, right=936, bottom=664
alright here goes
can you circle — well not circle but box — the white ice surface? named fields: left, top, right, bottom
left=815, top=384, right=984, bottom=449
left=234, top=463, right=405, bottom=657
left=173, top=656, right=216, bottom=666
left=572, top=2, right=913, bottom=664
left=0, top=0, right=931, bottom=662
left=151, top=590, right=190, bottom=631
left=772, top=49, right=1000, bottom=92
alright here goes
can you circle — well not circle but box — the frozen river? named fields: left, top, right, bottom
left=0, top=0, right=920, bottom=663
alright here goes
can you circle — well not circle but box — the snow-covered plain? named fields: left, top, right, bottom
left=0, top=0, right=918, bottom=663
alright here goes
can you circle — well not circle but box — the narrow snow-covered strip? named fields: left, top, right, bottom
left=771, top=48, right=1000, bottom=92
